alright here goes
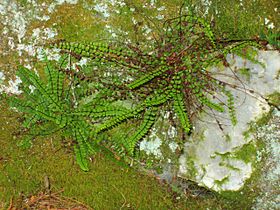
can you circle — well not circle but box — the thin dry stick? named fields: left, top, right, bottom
left=57, top=193, right=93, bottom=210
left=7, top=197, right=14, bottom=210
left=112, top=184, right=127, bottom=209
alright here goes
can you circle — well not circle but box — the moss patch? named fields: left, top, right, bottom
left=0, top=100, right=189, bottom=209
left=267, top=92, right=280, bottom=107
left=232, top=143, right=257, bottom=164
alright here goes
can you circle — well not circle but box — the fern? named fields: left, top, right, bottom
left=74, top=145, right=89, bottom=172
left=222, top=41, right=262, bottom=56
left=49, top=13, right=265, bottom=159
left=127, top=66, right=168, bottom=89
left=126, top=106, right=157, bottom=155
left=172, top=92, right=191, bottom=134
left=5, top=11, right=268, bottom=171
left=7, top=58, right=103, bottom=171
left=70, top=105, right=129, bottom=118
left=18, top=66, right=62, bottom=110
left=44, top=62, right=65, bottom=102
left=94, top=103, right=145, bottom=134
left=196, top=16, right=217, bottom=48
left=223, top=89, right=237, bottom=126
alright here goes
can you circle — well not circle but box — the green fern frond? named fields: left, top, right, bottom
left=74, top=145, right=89, bottom=172
left=196, top=17, right=216, bottom=48
left=70, top=106, right=128, bottom=118
left=172, top=92, right=191, bottom=134
left=235, top=47, right=265, bottom=68
left=127, top=66, right=167, bottom=89
left=145, top=93, right=170, bottom=107
left=223, top=89, right=237, bottom=126
left=54, top=114, right=70, bottom=128
left=17, top=66, right=62, bottom=110
left=4, top=12, right=266, bottom=172
left=8, top=96, right=34, bottom=114
left=72, top=121, right=97, bottom=171
left=22, top=114, right=42, bottom=128
left=126, top=106, right=157, bottom=155
left=78, top=126, right=96, bottom=154
left=44, top=64, right=65, bottom=102
left=16, top=66, right=35, bottom=87
left=200, top=97, right=225, bottom=113
left=8, top=96, right=55, bottom=122
left=50, top=41, right=137, bottom=65
left=94, top=103, right=146, bottom=134
left=222, top=41, right=261, bottom=56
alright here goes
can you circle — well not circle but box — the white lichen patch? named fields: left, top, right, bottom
left=167, top=125, right=177, bottom=138
left=56, top=0, right=78, bottom=4
left=157, top=6, right=166, bottom=11
left=90, top=0, right=128, bottom=19
left=168, top=141, right=178, bottom=153
left=0, top=0, right=72, bottom=78
left=264, top=17, right=275, bottom=29
left=155, top=14, right=164, bottom=20
left=76, top=58, right=88, bottom=66
left=42, top=28, right=58, bottom=40
left=16, top=44, right=61, bottom=63
left=28, top=85, right=36, bottom=93
left=0, top=71, right=5, bottom=82
left=201, top=0, right=212, bottom=16
left=48, top=0, right=78, bottom=13
left=0, top=76, right=22, bottom=95
left=0, top=0, right=61, bottom=44
left=0, top=1, right=27, bottom=43
left=94, top=3, right=110, bottom=18
left=16, top=26, right=58, bottom=58
left=140, top=130, right=163, bottom=158
left=179, top=50, right=280, bottom=192
left=253, top=111, right=280, bottom=210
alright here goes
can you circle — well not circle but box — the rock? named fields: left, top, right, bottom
left=178, top=50, right=280, bottom=192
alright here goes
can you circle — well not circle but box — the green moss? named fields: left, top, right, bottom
left=186, top=158, right=198, bottom=178
left=214, top=176, right=229, bottom=186
left=238, top=68, right=251, bottom=81
left=47, top=3, right=109, bottom=41
left=205, top=0, right=278, bottom=39
left=243, top=129, right=251, bottom=140
left=255, top=111, right=273, bottom=128
left=232, top=143, right=256, bottom=164
left=276, top=69, right=280, bottom=79
left=219, top=162, right=241, bottom=171
left=217, top=159, right=265, bottom=209
left=217, top=158, right=264, bottom=210
left=0, top=101, right=189, bottom=209
left=267, top=92, right=280, bottom=107
left=215, top=142, right=256, bottom=164
left=0, top=99, right=244, bottom=209
left=214, top=151, right=232, bottom=160
left=225, top=134, right=231, bottom=142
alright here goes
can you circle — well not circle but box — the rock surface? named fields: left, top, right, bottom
left=178, top=50, right=280, bottom=191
